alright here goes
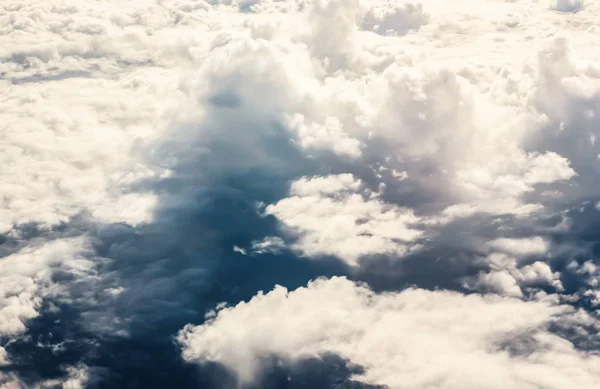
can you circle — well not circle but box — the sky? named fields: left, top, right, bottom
left=1, top=0, right=600, bottom=388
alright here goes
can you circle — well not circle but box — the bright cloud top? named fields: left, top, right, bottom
left=179, top=277, right=600, bottom=388
left=263, top=174, right=423, bottom=265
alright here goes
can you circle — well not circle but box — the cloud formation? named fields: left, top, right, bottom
left=2, top=0, right=600, bottom=387
left=262, top=174, right=422, bottom=266
left=179, top=277, right=600, bottom=388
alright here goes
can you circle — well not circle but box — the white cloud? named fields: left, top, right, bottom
left=2, top=0, right=587, bottom=239
left=14, top=365, right=99, bottom=389
left=250, top=236, right=286, bottom=255
left=488, top=237, right=549, bottom=256
left=301, top=0, right=361, bottom=70
left=289, top=174, right=361, bottom=196
left=264, top=174, right=422, bottom=265
left=3, top=0, right=600, bottom=385
left=179, top=277, right=600, bottom=388
left=465, top=237, right=562, bottom=298
left=472, top=270, right=525, bottom=298
left=285, top=114, right=362, bottom=158
left=0, top=237, right=96, bottom=376
left=60, top=366, right=90, bottom=389
left=0, top=238, right=94, bottom=335
left=518, top=261, right=559, bottom=286
left=362, top=2, right=429, bottom=36
left=467, top=260, right=564, bottom=298
left=0, top=0, right=210, bottom=234
left=569, top=260, right=600, bottom=289
left=0, top=53, right=165, bottom=233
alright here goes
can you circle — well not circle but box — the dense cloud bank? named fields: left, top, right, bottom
left=1, top=0, right=600, bottom=388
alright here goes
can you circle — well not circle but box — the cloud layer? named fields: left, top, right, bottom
left=2, top=0, right=600, bottom=388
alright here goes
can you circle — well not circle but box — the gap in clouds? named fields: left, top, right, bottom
left=0, top=88, right=364, bottom=387
left=0, top=201, right=355, bottom=388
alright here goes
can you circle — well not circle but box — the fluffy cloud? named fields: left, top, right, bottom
left=362, top=2, right=429, bottom=36
left=1, top=0, right=592, bottom=238
left=0, top=0, right=182, bottom=233
left=466, top=258, right=563, bottom=298
left=487, top=237, right=549, bottom=256
left=3, top=0, right=600, bottom=387
left=263, top=174, right=423, bottom=266
left=0, top=237, right=94, bottom=336
left=179, top=277, right=600, bottom=388
left=0, top=237, right=96, bottom=386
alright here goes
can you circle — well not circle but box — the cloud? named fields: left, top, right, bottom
left=60, top=366, right=92, bottom=389
left=2, top=0, right=600, bottom=387
left=263, top=174, right=423, bottom=266
left=0, top=236, right=96, bottom=388
left=0, top=375, right=22, bottom=389
left=466, top=258, right=564, bottom=298
left=0, top=237, right=94, bottom=336
left=301, top=0, right=361, bottom=70
left=488, top=237, right=549, bottom=256
left=179, top=277, right=600, bottom=388
left=0, top=37, right=165, bottom=233
left=554, top=0, right=585, bottom=13
left=362, top=2, right=429, bottom=36
left=285, top=115, right=363, bottom=158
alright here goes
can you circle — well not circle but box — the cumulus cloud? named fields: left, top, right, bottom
left=0, top=238, right=94, bottom=336
left=488, top=237, right=549, bottom=256
left=362, top=2, right=429, bottom=36
left=3, top=0, right=600, bottom=387
left=466, top=257, right=564, bottom=298
left=302, top=0, right=361, bottom=70
left=179, top=277, right=600, bottom=388
left=0, top=7, right=168, bottom=233
left=0, top=237, right=96, bottom=387
left=263, top=174, right=422, bottom=266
